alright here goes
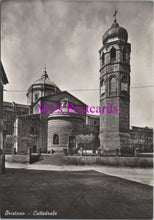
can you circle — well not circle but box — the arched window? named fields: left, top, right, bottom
left=110, top=77, right=117, bottom=95
left=100, top=79, right=105, bottom=96
left=110, top=47, right=116, bottom=60
left=123, top=48, right=127, bottom=61
left=53, top=134, right=59, bottom=145
left=121, top=75, right=128, bottom=93
left=102, top=53, right=105, bottom=65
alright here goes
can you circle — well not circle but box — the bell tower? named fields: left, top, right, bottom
left=99, top=13, right=131, bottom=155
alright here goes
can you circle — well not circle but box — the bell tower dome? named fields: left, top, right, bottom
left=99, top=12, right=131, bottom=155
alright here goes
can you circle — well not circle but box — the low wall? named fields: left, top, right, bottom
left=5, top=154, right=30, bottom=163
left=5, top=154, right=41, bottom=164
left=5, top=154, right=153, bottom=168
left=64, top=156, right=153, bottom=168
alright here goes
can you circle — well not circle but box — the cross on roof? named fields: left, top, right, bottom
left=42, top=64, right=48, bottom=79
left=44, top=64, right=47, bottom=73
left=113, top=10, right=118, bottom=22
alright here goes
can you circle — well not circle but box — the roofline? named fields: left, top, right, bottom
left=130, top=125, right=153, bottom=130
left=63, top=91, right=87, bottom=106
left=17, top=114, right=41, bottom=119
left=1, top=62, right=9, bottom=84
left=31, top=90, right=63, bottom=107
left=48, top=114, right=84, bottom=120
left=87, top=114, right=99, bottom=118
left=37, top=91, right=87, bottom=106
left=3, top=101, right=29, bottom=108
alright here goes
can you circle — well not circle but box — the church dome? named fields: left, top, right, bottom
left=103, top=21, right=128, bottom=44
left=26, top=67, right=60, bottom=106
left=28, top=68, right=59, bottom=91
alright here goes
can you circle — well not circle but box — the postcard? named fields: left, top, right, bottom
left=0, top=0, right=153, bottom=219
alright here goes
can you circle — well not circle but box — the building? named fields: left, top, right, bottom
left=0, top=62, right=9, bottom=173
left=48, top=99, right=85, bottom=153
left=3, top=102, right=29, bottom=153
left=0, top=62, right=9, bottom=150
left=14, top=114, right=41, bottom=154
left=99, top=16, right=131, bottom=155
left=86, top=114, right=99, bottom=132
left=130, top=126, right=153, bottom=153
left=11, top=69, right=100, bottom=154
left=98, top=16, right=153, bottom=155
left=3, top=15, right=153, bottom=156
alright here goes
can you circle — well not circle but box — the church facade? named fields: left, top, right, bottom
left=3, top=18, right=153, bottom=156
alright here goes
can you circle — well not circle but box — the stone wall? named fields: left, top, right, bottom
left=3, top=102, right=29, bottom=153
left=64, top=156, right=153, bottom=168
left=40, top=118, right=48, bottom=152
left=5, top=154, right=30, bottom=163
left=48, top=117, right=84, bottom=152
left=100, top=97, right=130, bottom=155
left=5, top=153, right=40, bottom=164
left=14, top=115, right=43, bottom=154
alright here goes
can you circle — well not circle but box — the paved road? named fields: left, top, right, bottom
left=5, top=162, right=153, bottom=186
left=1, top=168, right=153, bottom=219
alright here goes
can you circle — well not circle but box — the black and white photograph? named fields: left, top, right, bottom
left=0, top=0, right=153, bottom=219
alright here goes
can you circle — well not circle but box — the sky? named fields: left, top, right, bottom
left=1, top=0, right=153, bottom=128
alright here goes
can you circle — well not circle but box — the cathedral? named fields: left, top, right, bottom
left=3, top=17, right=153, bottom=156
left=13, top=69, right=93, bottom=154
left=5, top=67, right=99, bottom=154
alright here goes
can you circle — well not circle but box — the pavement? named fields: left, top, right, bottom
left=5, top=162, right=153, bottom=186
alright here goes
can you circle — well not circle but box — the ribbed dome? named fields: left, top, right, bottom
left=28, top=69, right=59, bottom=91
left=33, top=75, right=57, bottom=87
left=103, top=21, right=128, bottom=44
